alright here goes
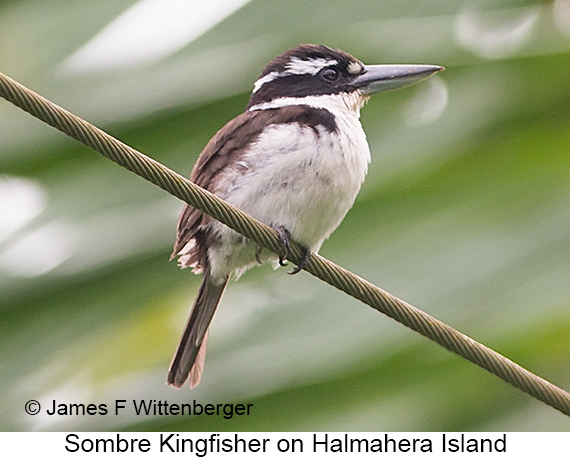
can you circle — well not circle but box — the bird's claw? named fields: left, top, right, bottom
left=255, top=226, right=290, bottom=265
left=273, top=225, right=291, bottom=266
left=272, top=225, right=311, bottom=274
left=288, top=247, right=311, bottom=275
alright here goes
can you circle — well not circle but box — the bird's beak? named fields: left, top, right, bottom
left=353, top=64, right=444, bottom=94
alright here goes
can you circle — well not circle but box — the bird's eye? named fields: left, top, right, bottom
left=320, top=67, right=341, bottom=82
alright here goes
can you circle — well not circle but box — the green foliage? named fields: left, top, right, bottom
left=1, top=0, right=569, bottom=431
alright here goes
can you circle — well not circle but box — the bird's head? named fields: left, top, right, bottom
left=247, top=44, right=443, bottom=112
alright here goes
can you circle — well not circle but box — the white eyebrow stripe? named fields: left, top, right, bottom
left=285, top=57, right=338, bottom=75
left=252, top=57, right=339, bottom=93
left=253, top=71, right=281, bottom=93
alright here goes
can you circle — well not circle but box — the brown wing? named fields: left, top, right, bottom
left=171, top=105, right=338, bottom=270
left=171, top=110, right=268, bottom=270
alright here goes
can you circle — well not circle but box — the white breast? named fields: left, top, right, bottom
left=209, top=97, right=370, bottom=278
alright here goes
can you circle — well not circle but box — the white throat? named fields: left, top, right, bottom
left=248, top=92, right=368, bottom=118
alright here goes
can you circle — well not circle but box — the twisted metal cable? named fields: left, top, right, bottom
left=1, top=70, right=569, bottom=416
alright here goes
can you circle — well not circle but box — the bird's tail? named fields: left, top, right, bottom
left=167, top=268, right=229, bottom=388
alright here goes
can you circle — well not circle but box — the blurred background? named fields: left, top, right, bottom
left=1, top=0, right=570, bottom=432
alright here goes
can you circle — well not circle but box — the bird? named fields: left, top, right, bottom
left=167, top=44, right=443, bottom=388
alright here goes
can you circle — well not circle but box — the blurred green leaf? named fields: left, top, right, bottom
left=1, top=0, right=570, bottom=432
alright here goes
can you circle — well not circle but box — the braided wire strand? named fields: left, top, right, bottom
left=1, top=71, right=569, bottom=416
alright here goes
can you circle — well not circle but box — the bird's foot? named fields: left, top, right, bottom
left=257, top=225, right=311, bottom=274
left=272, top=225, right=291, bottom=267
left=273, top=225, right=311, bottom=275
left=288, top=246, right=311, bottom=275
left=255, top=225, right=290, bottom=265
